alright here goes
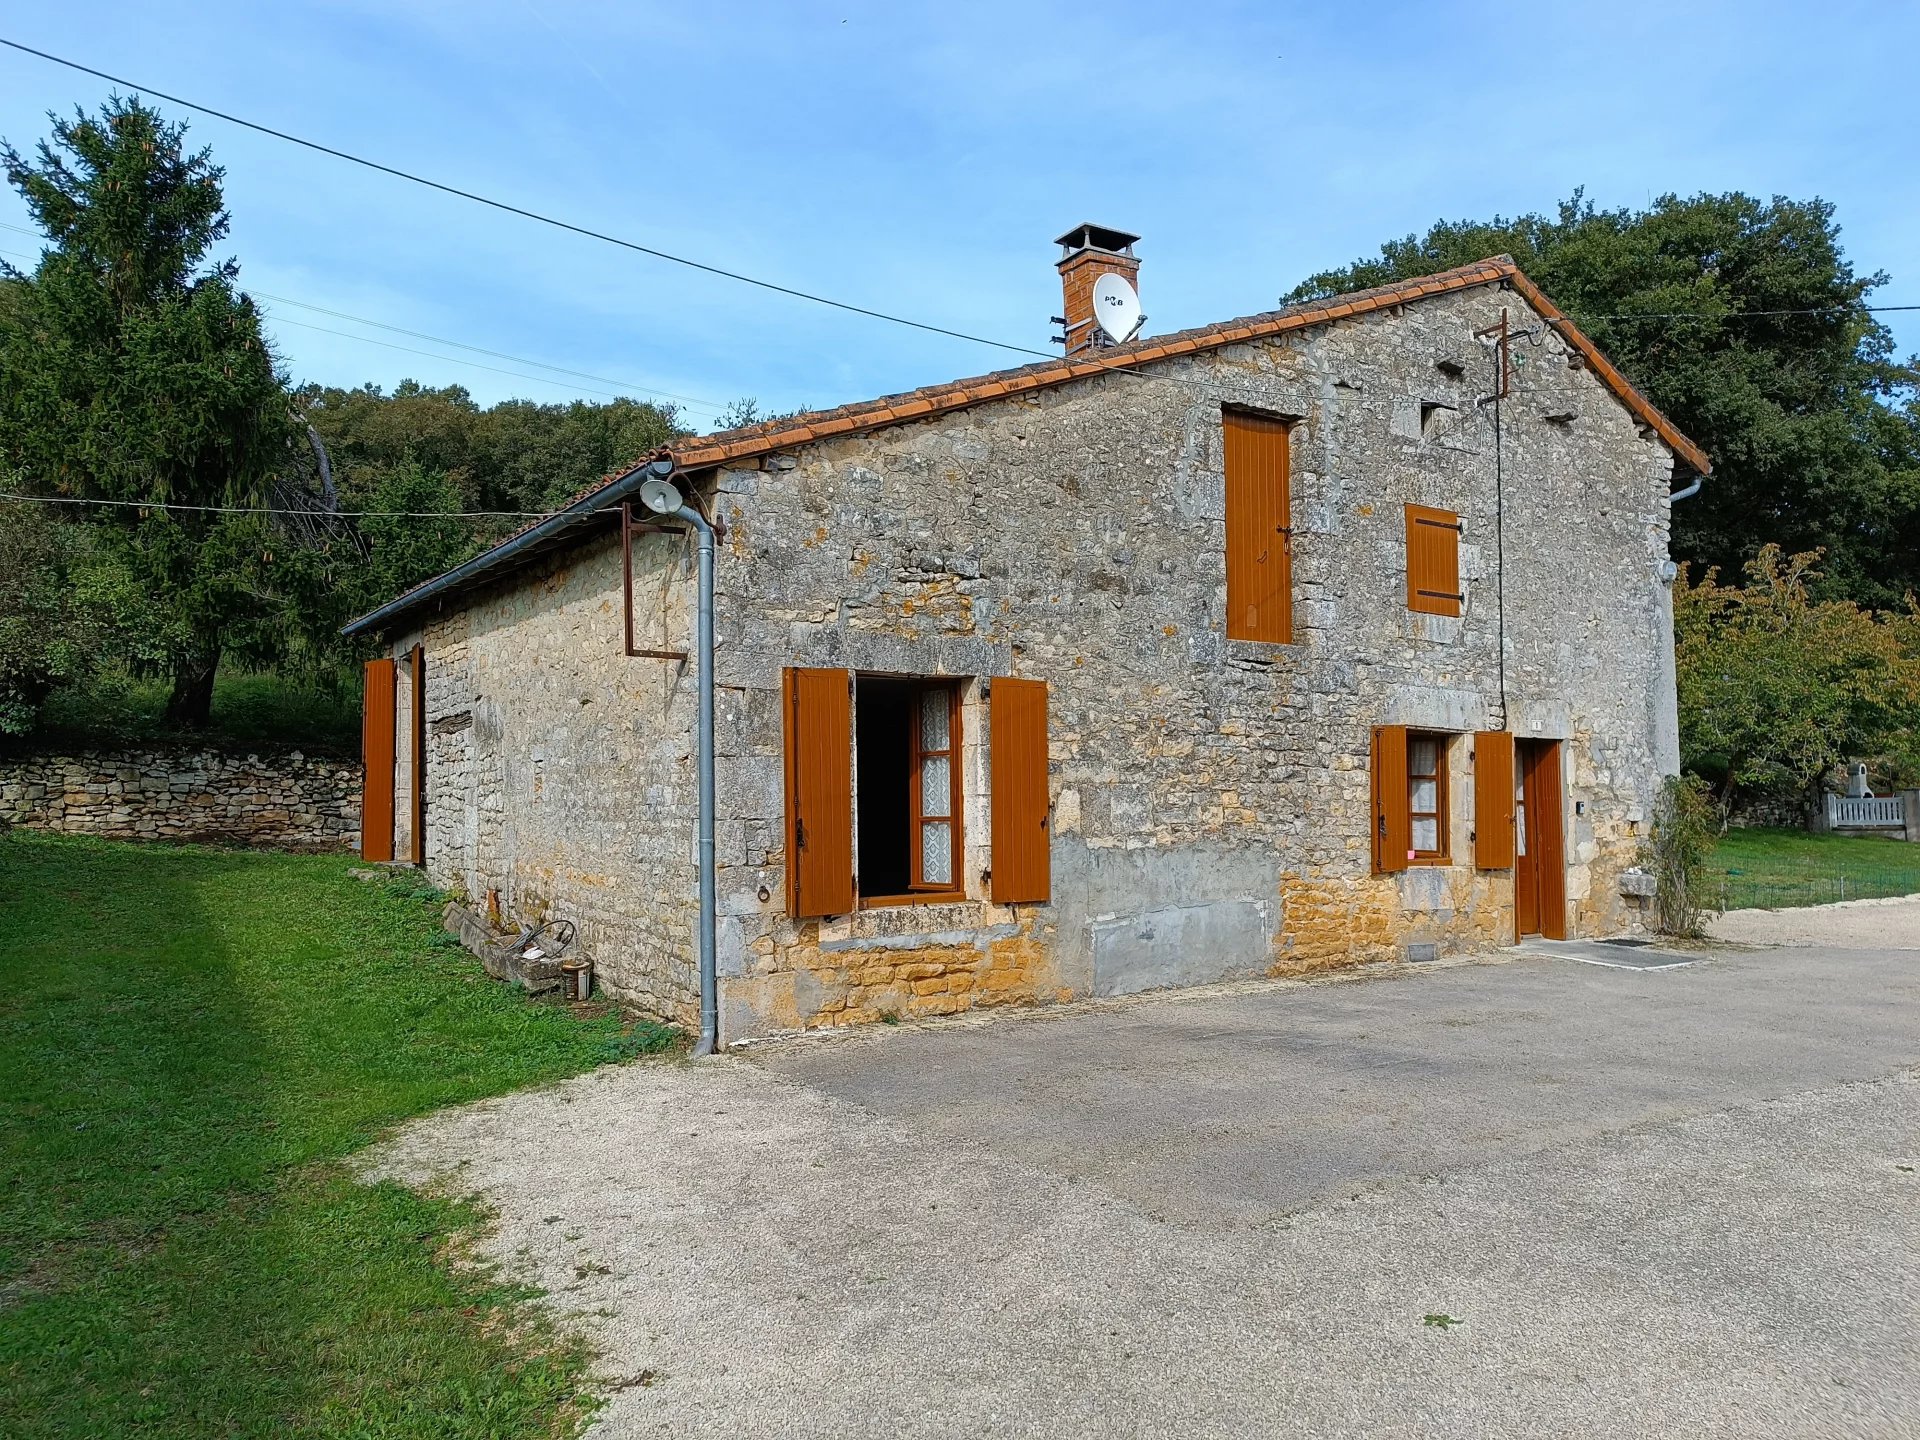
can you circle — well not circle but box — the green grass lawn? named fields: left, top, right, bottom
left=0, top=832, right=676, bottom=1438
left=1709, top=826, right=1920, bottom=910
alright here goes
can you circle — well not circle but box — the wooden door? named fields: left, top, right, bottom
left=1515, top=740, right=1567, bottom=940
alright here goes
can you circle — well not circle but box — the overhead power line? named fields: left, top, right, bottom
left=0, top=36, right=1057, bottom=361
left=0, top=491, right=578, bottom=520
left=267, top=312, right=697, bottom=410
left=0, top=223, right=727, bottom=416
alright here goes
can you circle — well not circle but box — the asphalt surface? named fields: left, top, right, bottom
left=370, top=916, right=1920, bottom=1439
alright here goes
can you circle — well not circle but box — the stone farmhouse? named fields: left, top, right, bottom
left=345, top=228, right=1711, bottom=1042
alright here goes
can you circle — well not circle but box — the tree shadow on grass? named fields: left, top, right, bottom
left=0, top=833, right=632, bottom=1438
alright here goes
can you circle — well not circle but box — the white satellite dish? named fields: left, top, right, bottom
left=638, top=475, right=684, bottom=515
left=1091, top=271, right=1146, bottom=345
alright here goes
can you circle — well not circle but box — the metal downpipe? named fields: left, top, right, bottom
left=675, top=501, right=720, bottom=1058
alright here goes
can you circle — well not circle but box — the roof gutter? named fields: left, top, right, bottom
left=340, top=449, right=673, bottom=638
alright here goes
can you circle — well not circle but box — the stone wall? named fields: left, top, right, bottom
left=389, top=280, right=1682, bottom=1039
left=0, top=747, right=361, bottom=850
left=389, top=532, right=705, bottom=1025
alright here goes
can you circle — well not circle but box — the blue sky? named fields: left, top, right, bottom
left=2, top=1, right=1913, bottom=433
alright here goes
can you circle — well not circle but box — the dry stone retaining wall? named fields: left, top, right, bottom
left=0, top=747, right=361, bottom=850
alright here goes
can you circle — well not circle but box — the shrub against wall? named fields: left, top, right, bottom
left=1641, top=774, right=1724, bottom=937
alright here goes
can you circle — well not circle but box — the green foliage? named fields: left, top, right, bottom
left=280, top=384, right=684, bottom=654
left=1642, top=774, right=1724, bottom=936
left=0, top=502, right=146, bottom=733
left=0, top=98, right=295, bottom=724
left=0, top=98, right=688, bottom=737
left=32, top=667, right=363, bottom=752
left=297, top=380, right=681, bottom=517
left=1291, top=190, right=1920, bottom=607
left=0, top=831, right=677, bottom=1437
left=1675, top=547, right=1920, bottom=805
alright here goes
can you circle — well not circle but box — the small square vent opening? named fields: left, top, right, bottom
left=1420, top=402, right=1459, bottom=440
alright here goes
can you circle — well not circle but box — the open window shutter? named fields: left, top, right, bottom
left=409, top=647, right=427, bottom=866
left=361, top=657, right=396, bottom=863
left=1371, top=724, right=1409, bottom=874
left=1405, top=505, right=1463, bottom=617
left=1474, top=730, right=1516, bottom=869
left=783, top=667, right=854, bottom=917
left=1224, top=411, right=1294, bottom=643
left=990, top=677, right=1051, bottom=904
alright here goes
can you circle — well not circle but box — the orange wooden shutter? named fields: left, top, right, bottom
left=361, top=657, right=396, bottom=863
left=1474, top=730, right=1516, bottom=869
left=1406, top=504, right=1463, bottom=617
left=990, top=677, right=1051, bottom=904
left=1371, top=724, right=1409, bottom=874
left=783, top=667, right=854, bottom=917
left=1224, top=410, right=1294, bottom=643
left=408, top=646, right=427, bottom=866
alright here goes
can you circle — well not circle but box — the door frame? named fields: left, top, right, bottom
left=1515, top=739, right=1567, bottom=941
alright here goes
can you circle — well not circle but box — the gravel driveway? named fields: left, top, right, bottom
left=368, top=921, right=1920, bottom=1439
left=1711, top=893, right=1920, bottom=949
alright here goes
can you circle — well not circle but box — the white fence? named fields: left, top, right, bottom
left=1826, top=793, right=1907, bottom=830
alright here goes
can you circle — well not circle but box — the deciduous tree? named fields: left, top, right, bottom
left=1675, top=547, right=1920, bottom=810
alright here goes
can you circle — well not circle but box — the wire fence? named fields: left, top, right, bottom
left=1703, top=868, right=1920, bottom=912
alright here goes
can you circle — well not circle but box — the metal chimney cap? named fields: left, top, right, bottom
left=1055, top=223, right=1141, bottom=255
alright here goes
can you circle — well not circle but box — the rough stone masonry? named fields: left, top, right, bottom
left=370, top=262, right=1692, bottom=1041
left=0, top=747, right=361, bottom=850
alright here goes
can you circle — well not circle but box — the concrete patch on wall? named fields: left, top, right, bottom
left=1090, top=898, right=1273, bottom=997
left=1052, top=839, right=1282, bottom=999
left=1396, top=866, right=1454, bottom=915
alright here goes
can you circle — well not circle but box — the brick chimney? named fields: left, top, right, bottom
left=1054, top=223, right=1141, bottom=353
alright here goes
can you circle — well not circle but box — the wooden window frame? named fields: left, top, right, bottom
left=1405, top=503, right=1464, bottom=617
left=857, top=677, right=967, bottom=910
left=1407, top=730, right=1451, bottom=865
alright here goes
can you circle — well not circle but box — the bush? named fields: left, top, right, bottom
left=1642, top=775, right=1725, bottom=937
left=0, top=504, right=144, bottom=734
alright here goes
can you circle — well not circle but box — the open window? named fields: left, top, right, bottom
left=784, top=669, right=1050, bottom=917
left=854, top=676, right=964, bottom=905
